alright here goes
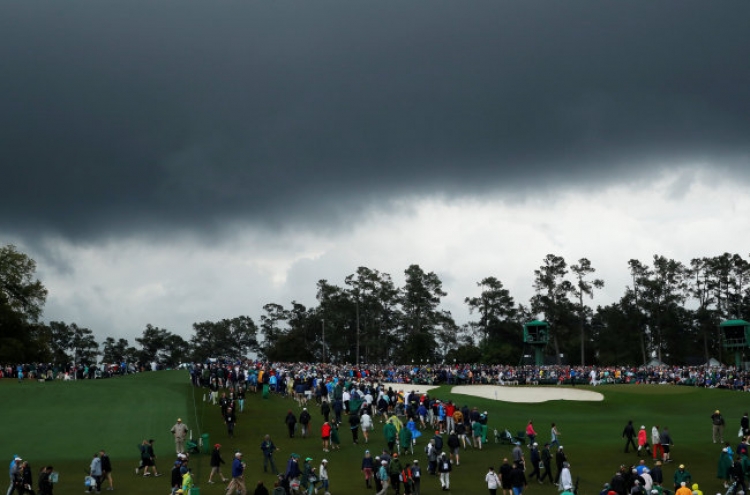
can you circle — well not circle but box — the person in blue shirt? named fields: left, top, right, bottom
left=225, top=452, right=246, bottom=495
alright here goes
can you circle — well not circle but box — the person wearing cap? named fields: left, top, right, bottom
left=208, top=443, right=227, bottom=483
left=412, top=460, right=421, bottom=495
left=225, top=452, right=246, bottom=495
left=718, top=447, right=733, bottom=487
left=261, top=435, right=280, bottom=476
left=673, top=464, right=692, bottom=491
left=170, top=460, right=183, bottom=495
left=554, top=446, right=566, bottom=485
left=301, top=457, right=315, bottom=494
left=638, top=426, right=652, bottom=457
left=437, top=452, right=452, bottom=491
left=171, top=419, right=189, bottom=455
left=362, top=451, right=375, bottom=489
left=318, top=459, right=329, bottom=495
left=8, top=456, right=21, bottom=495
left=376, top=460, right=390, bottom=495
left=712, top=410, right=726, bottom=444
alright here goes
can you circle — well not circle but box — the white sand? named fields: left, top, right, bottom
left=382, top=384, right=602, bottom=403
left=450, top=385, right=603, bottom=403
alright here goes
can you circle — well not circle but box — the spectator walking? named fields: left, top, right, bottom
left=540, top=444, right=554, bottom=485
left=285, top=410, right=297, bottom=438
left=623, top=421, right=637, bottom=453
left=486, top=466, right=501, bottom=495
left=376, top=460, right=389, bottom=495
left=318, top=459, right=329, bottom=495
left=652, top=426, right=663, bottom=461
left=362, top=450, right=375, bottom=489
left=299, top=408, right=312, bottom=439
left=555, top=446, right=566, bottom=484
left=100, top=450, right=113, bottom=491
left=499, top=458, right=513, bottom=495
left=509, top=461, right=528, bottom=495
left=437, top=453, right=452, bottom=491
left=226, top=452, right=246, bottom=495
left=88, top=453, right=102, bottom=493
left=37, top=466, right=53, bottom=495
left=261, top=435, right=280, bottom=475
left=208, top=444, right=227, bottom=483
left=660, top=427, right=673, bottom=463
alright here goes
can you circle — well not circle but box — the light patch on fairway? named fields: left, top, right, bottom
left=383, top=384, right=439, bottom=394
left=451, top=385, right=604, bottom=403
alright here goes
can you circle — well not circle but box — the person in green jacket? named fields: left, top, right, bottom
left=673, top=464, right=692, bottom=491
left=389, top=454, right=404, bottom=495
left=399, top=424, right=413, bottom=456
left=384, top=422, right=397, bottom=453
left=717, top=448, right=733, bottom=487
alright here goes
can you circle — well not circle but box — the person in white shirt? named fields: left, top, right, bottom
left=486, top=466, right=501, bottom=495
left=319, top=459, right=330, bottom=495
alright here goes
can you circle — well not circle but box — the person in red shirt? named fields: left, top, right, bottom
left=321, top=422, right=332, bottom=452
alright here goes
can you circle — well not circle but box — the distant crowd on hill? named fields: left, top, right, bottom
left=182, top=361, right=750, bottom=393
left=3, top=361, right=750, bottom=391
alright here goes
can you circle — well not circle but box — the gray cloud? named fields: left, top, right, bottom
left=2, top=1, right=749, bottom=243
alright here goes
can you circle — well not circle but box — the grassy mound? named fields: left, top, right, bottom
left=0, top=372, right=745, bottom=495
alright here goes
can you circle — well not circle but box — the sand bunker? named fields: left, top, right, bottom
left=451, top=385, right=603, bottom=403
left=382, top=384, right=602, bottom=403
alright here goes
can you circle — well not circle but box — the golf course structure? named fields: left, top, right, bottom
left=0, top=370, right=744, bottom=495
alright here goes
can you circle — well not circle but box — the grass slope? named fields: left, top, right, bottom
left=0, top=373, right=746, bottom=495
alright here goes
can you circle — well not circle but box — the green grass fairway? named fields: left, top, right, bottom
left=1, top=373, right=747, bottom=495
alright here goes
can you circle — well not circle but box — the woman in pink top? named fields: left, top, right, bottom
left=526, top=421, right=537, bottom=446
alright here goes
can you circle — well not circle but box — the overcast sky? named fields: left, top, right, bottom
left=2, top=1, right=749, bottom=344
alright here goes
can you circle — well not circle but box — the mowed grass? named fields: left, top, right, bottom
left=1, top=372, right=747, bottom=495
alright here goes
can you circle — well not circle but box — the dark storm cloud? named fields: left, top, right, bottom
left=2, top=0, right=748, bottom=241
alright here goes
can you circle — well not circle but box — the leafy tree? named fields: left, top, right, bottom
left=0, top=245, right=48, bottom=362
left=570, top=258, right=604, bottom=366
left=398, top=264, right=454, bottom=363
left=101, top=337, right=136, bottom=364
left=191, top=316, right=258, bottom=362
left=465, top=277, right=521, bottom=363
left=70, top=323, right=99, bottom=365
left=344, top=267, right=400, bottom=365
left=135, top=324, right=176, bottom=364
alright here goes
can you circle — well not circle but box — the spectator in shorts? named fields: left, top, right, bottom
left=100, top=450, right=113, bottom=491
left=208, top=444, right=227, bottom=483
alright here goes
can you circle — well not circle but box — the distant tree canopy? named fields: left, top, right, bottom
left=3, top=242, right=750, bottom=366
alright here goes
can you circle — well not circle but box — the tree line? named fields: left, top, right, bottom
left=1, top=244, right=749, bottom=367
